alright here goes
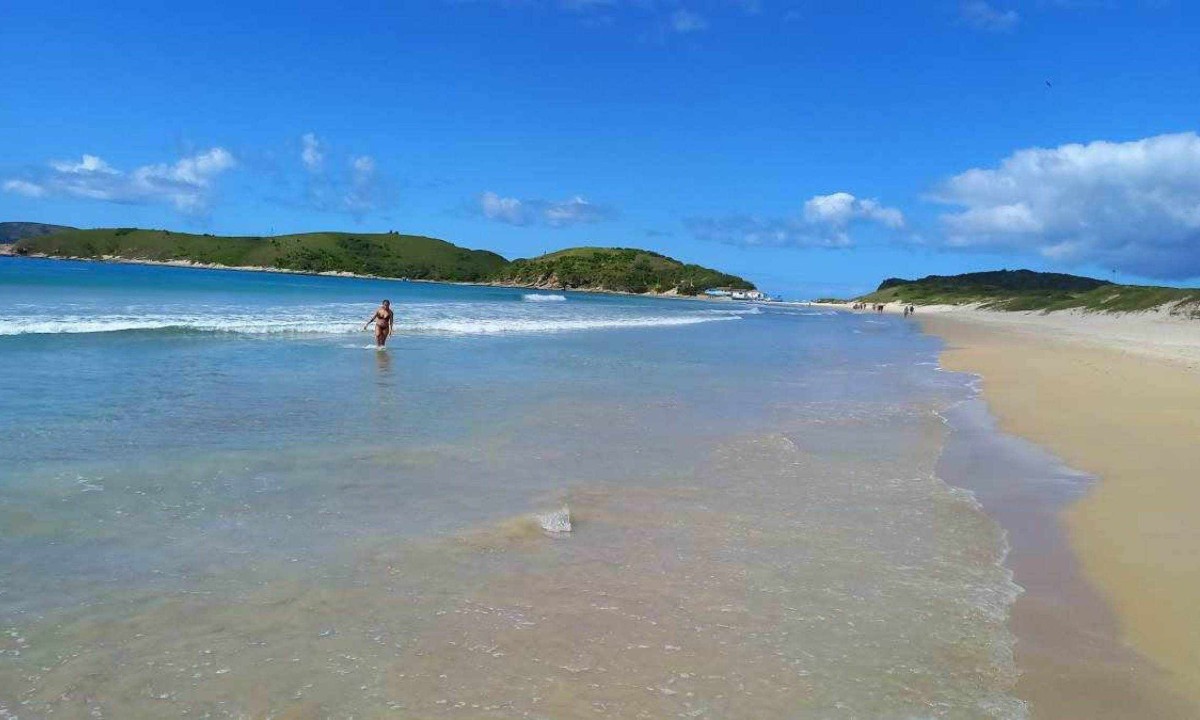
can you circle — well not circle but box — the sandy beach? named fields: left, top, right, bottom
left=914, top=305, right=1200, bottom=717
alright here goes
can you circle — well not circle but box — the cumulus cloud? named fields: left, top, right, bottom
left=931, top=132, right=1200, bottom=278
left=479, top=191, right=614, bottom=227
left=803, top=192, right=905, bottom=229
left=300, top=133, right=325, bottom=172
left=959, top=1, right=1019, bottom=32
left=3, top=148, right=236, bottom=214
left=480, top=191, right=530, bottom=225
left=689, top=192, right=904, bottom=248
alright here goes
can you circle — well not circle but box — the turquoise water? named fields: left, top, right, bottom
left=0, top=258, right=1025, bottom=718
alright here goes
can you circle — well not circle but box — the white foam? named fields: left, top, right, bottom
left=707, top=306, right=762, bottom=315
left=536, top=506, right=572, bottom=534
left=0, top=311, right=739, bottom=337
left=522, top=294, right=567, bottom=303
left=411, top=314, right=737, bottom=335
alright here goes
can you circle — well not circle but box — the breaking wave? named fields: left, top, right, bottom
left=521, top=293, right=567, bottom=302
left=0, top=311, right=742, bottom=337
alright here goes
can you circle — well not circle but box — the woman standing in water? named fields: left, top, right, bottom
left=364, top=299, right=394, bottom=348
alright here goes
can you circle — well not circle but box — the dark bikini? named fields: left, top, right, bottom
left=376, top=309, right=392, bottom=335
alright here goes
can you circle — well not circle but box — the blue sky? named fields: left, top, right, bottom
left=2, top=0, right=1198, bottom=297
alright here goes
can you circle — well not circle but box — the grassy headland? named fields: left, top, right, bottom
left=11, top=228, right=508, bottom=281
left=8, top=227, right=754, bottom=294
left=494, top=247, right=754, bottom=295
left=861, top=269, right=1200, bottom=316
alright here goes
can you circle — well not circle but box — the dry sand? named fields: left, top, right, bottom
left=916, top=306, right=1200, bottom=717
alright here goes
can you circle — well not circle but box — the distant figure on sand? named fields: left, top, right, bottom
left=365, top=299, right=394, bottom=348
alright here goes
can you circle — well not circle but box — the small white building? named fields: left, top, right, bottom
left=705, top=287, right=766, bottom=300
left=730, top=289, right=765, bottom=301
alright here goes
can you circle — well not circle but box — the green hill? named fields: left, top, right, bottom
left=862, top=269, right=1200, bottom=316
left=0, top=221, right=77, bottom=243
left=13, top=228, right=508, bottom=282
left=494, top=247, right=755, bottom=295
left=9, top=229, right=754, bottom=295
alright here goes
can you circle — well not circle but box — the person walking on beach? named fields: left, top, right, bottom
left=365, top=299, right=394, bottom=348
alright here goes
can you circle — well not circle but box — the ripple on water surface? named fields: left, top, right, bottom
left=2, top=409, right=1023, bottom=719
left=0, top=262, right=1023, bottom=718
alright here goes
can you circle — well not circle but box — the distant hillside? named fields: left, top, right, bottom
left=876, top=269, right=1112, bottom=295
left=0, top=222, right=76, bottom=243
left=494, top=247, right=755, bottom=295
left=863, top=269, right=1200, bottom=316
left=9, top=228, right=756, bottom=295
left=13, top=228, right=508, bottom=282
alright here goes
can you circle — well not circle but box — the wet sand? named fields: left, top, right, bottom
left=921, top=312, right=1200, bottom=718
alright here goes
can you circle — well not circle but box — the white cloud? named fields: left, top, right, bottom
left=931, top=132, right=1200, bottom=278
left=130, top=148, right=237, bottom=213
left=687, top=215, right=852, bottom=249
left=670, top=9, right=708, bottom=33
left=960, top=1, right=1019, bottom=32
left=51, top=154, right=117, bottom=175
left=692, top=192, right=904, bottom=249
left=301, top=133, right=325, bottom=172
left=3, top=148, right=236, bottom=214
left=802, top=192, right=856, bottom=225
left=857, top=199, right=906, bottom=228
left=480, top=191, right=530, bottom=225
left=543, top=195, right=607, bottom=226
left=803, top=192, right=905, bottom=229
left=3, top=179, right=47, bottom=198
left=479, top=191, right=613, bottom=227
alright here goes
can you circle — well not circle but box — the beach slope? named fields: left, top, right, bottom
left=920, top=309, right=1200, bottom=713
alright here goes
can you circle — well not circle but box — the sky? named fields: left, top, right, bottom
left=2, top=0, right=1199, bottom=298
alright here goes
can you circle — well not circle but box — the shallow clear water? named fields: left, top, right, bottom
left=1, top=258, right=1025, bottom=718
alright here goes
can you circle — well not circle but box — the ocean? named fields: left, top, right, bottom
left=0, top=257, right=1026, bottom=718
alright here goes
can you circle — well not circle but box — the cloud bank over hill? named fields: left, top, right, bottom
left=931, top=132, right=1200, bottom=279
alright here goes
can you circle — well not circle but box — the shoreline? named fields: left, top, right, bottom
left=916, top=306, right=1200, bottom=716
left=816, top=300, right=1200, bottom=368
left=0, top=251, right=733, bottom=303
